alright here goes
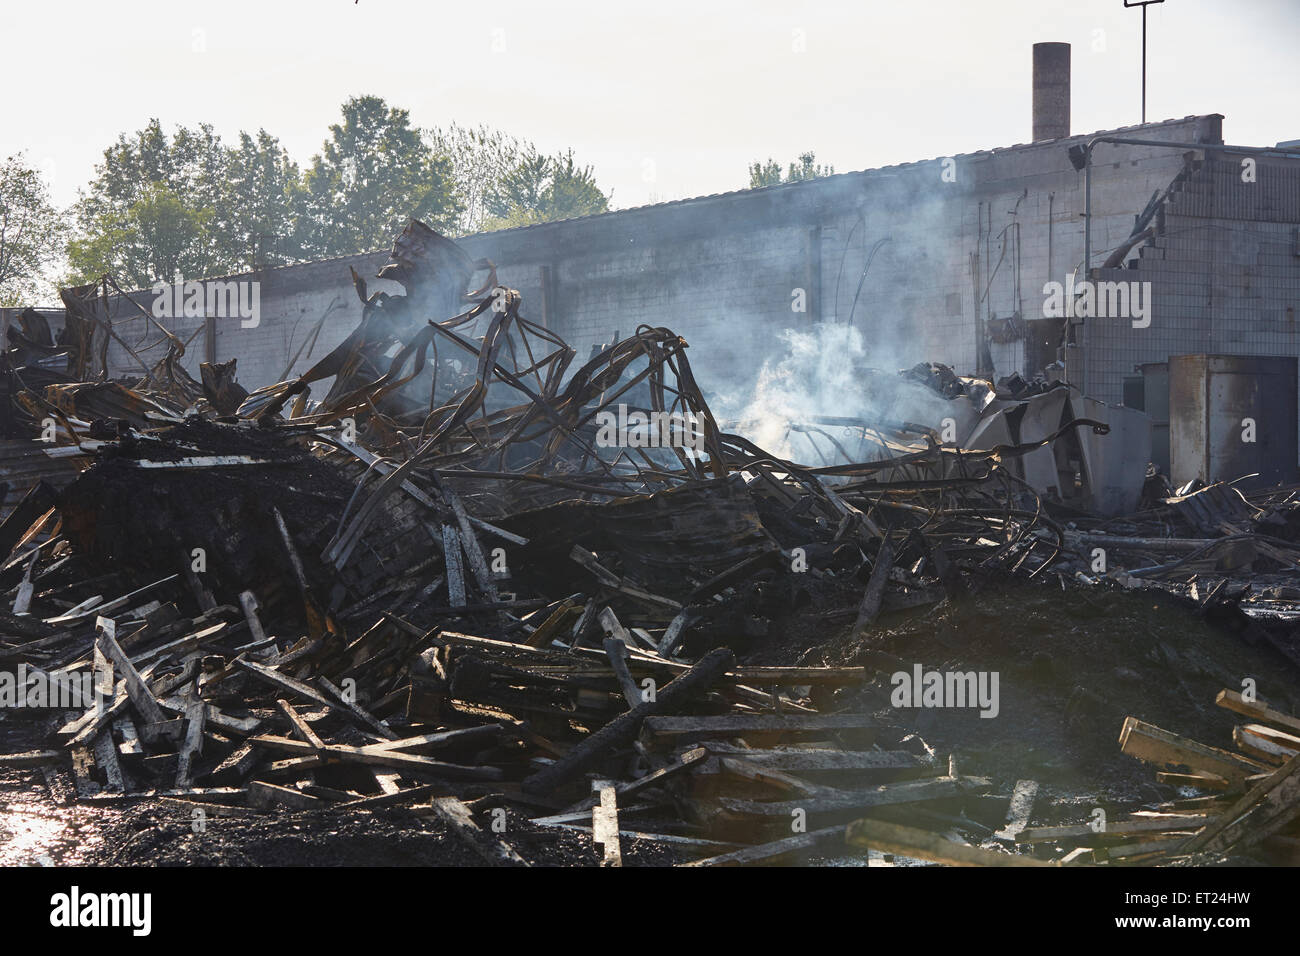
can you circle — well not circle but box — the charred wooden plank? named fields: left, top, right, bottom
left=428, top=796, right=530, bottom=866
left=680, top=826, right=843, bottom=867
left=521, top=647, right=735, bottom=795
left=1118, top=717, right=1267, bottom=786
left=1216, top=689, right=1300, bottom=736
left=94, top=619, right=166, bottom=730
left=846, top=818, right=1051, bottom=867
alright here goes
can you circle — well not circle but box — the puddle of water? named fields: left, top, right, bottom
left=0, top=807, right=75, bottom=866
left=0, top=782, right=104, bottom=866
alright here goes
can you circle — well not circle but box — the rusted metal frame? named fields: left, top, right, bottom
left=657, top=347, right=718, bottom=480
left=314, top=324, right=439, bottom=422
left=464, top=387, right=626, bottom=488
left=425, top=334, right=441, bottom=417
left=104, top=276, right=187, bottom=356
left=81, top=279, right=154, bottom=383
left=800, top=417, right=1111, bottom=480
left=655, top=335, right=726, bottom=478
left=419, top=303, right=578, bottom=438
left=929, top=509, right=1058, bottom=564
left=503, top=318, right=548, bottom=397
left=434, top=469, right=634, bottom=499
left=326, top=297, right=556, bottom=567
left=268, top=287, right=502, bottom=422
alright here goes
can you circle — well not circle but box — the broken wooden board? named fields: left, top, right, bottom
left=848, top=538, right=894, bottom=640
left=247, top=780, right=322, bottom=811
left=991, top=779, right=1039, bottom=843
left=1181, top=754, right=1300, bottom=857
left=642, top=713, right=876, bottom=743
left=1118, top=717, right=1267, bottom=786
left=91, top=731, right=126, bottom=793
left=716, top=775, right=991, bottom=818
left=1091, top=833, right=1190, bottom=863
left=1233, top=723, right=1300, bottom=765
left=846, top=817, right=1052, bottom=867
left=210, top=742, right=260, bottom=783
left=235, top=659, right=335, bottom=710
left=695, top=744, right=924, bottom=775
left=277, top=699, right=324, bottom=749
left=680, top=826, right=844, bottom=867
left=65, top=682, right=131, bottom=749
left=362, top=723, right=511, bottom=756
left=247, top=735, right=504, bottom=780
left=158, top=696, right=261, bottom=736
left=1154, top=770, right=1231, bottom=790
left=562, top=747, right=709, bottom=814
left=175, top=697, right=207, bottom=789
left=427, top=796, right=529, bottom=866
left=114, top=717, right=144, bottom=758
left=1017, top=814, right=1212, bottom=844
left=1215, top=688, right=1300, bottom=737
left=603, top=637, right=642, bottom=709
left=317, top=675, right=398, bottom=740
left=69, top=745, right=100, bottom=798
left=522, top=648, right=735, bottom=795
left=715, top=757, right=828, bottom=797
left=0, top=750, right=61, bottom=767
left=332, top=784, right=448, bottom=812
left=591, top=785, right=622, bottom=867
left=94, top=619, right=166, bottom=730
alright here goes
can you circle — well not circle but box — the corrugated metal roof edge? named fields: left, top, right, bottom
left=467, top=113, right=1226, bottom=237
left=71, top=113, right=1227, bottom=295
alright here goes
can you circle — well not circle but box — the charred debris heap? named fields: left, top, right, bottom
left=3, top=220, right=1300, bottom=866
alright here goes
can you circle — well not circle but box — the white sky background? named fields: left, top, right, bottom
left=4, top=0, right=1299, bottom=213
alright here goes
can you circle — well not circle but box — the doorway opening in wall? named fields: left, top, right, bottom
left=1024, top=316, right=1067, bottom=378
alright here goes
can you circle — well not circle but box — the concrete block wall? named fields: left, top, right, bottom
left=809, top=116, right=1218, bottom=384
left=1088, top=153, right=1300, bottom=452
left=77, top=113, right=1269, bottom=428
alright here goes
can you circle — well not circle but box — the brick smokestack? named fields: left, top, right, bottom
left=1032, top=42, right=1071, bottom=141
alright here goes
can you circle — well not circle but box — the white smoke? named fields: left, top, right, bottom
left=710, top=323, right=956, bottom=464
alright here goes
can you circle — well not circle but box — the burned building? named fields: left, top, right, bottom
left=7, top=35, right=1300, bottom=874
left=11, top=45, right=1298, bottom=494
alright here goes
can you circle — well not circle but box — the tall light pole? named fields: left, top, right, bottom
left=1124, top=0, right=1165, bottom=123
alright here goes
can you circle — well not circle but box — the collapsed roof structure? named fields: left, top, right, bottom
left=3, top=221, right=1300, bottom=866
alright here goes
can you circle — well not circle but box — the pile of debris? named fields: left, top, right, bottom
left=997, top=688, right=1300, bottom=866
left=1, top=220, right=1298, bottom=866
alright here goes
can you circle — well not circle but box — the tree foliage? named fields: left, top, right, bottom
left=0, top=154, right=65, bottom=306
left=63, top=98, right=613, bottom=288
left=67, top=181, right=212, bottom=288
left=482, top=147, right=610, bottom=230
left=300, top=95, right=461, bottom=259
left=426, top=123, right=525, bottom=234
left=748, top=151, right=835, bottom=188
left=66, top=119, right=304, bottom=286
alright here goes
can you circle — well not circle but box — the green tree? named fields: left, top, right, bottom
left=482, top=147, right=610, bottom=230
left=748, top=158, right=783, bottom=188
left=67, top=181, right=215, bottom=286
left=545, top=149, right=612, bottom=220
left=748, top=151, right=834, bottom=188
left=0, top=154, right=65, bottom=306
left=66, top=119, right=306, bottom=286
left=224, top=130, right=307, bottom=270
left=65, top=103, right=610, bottom=284
left=426, top=123, right=525, bottom=234
left=300, top=95, right=462, bottom=257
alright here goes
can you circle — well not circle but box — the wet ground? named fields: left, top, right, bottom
left=0, top=750, right=682, bottom=867
left=4, top=579, right=1297, bottom=866
left=746, top=578, right=1300, bottom=812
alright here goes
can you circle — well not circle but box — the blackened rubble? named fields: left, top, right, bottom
left=3, top=221, right=1300, bottom=866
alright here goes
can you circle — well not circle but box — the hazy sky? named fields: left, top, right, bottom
left=5, top=0, right=1298, bottom=212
